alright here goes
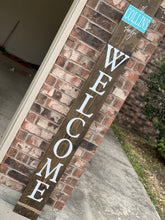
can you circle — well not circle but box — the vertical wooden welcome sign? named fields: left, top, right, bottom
left=14, top=0, right=162, bottom=219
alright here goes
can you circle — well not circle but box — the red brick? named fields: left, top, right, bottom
left=66, top=36, right=77, bottom=48
left=73, top=168, right=84, bottom=178
left=161, top=0, right=165, bottom=9
left=22, top=121, right=53, bottom=141
left=51, top=190, right=69, bottom=202
left=28, top=157, right=40, bottom=168
left=83, top=7, right=116, bottom=33
left=86, top=22, right=112, bottom=42
left=77, top=16, right=88, bottom=28
left=65, top=165, right=74, bottom=175
left=55, top=79, right=79, bottom=98
left=46, top=198, right=55, bottom=207
left=105, top=0, right=127, bottom=11
left=0, top=174, right=24, bottom=192
left=28, top=147, right=44, bottom=159
left=63, top=185, right=74, bottom=195
left=155, top=7, right=165, bottom=23
left=136, top=39, right=147, bottom=49
left=94, top=112, right=104, bottom=123
left=22, top=121, right=41, bottom=136
left=87, top=0, right=98, bottom=8
left=132, top=50, right=150, bottom=63
left=54, top=201, right=65, bottom=210
left=115, top=76, right=125, bottom=88
left=72, top=26, right=105, bottom=52
left=145, top=30, right=161, bottom=43
left=7, top=147, right=18, bottom=158
left=74, top=147, right=84, bottom=158
left=27, top=135, right=42, bottom=148
left=41, top=84, right=55, bottom=97
left=112, top=87, right=129, bottom=100
left=84, top=129, right=94, bottom=140
left=156, top=22, right=165, bottom=36
left=123, top=80, right=134, bottom=92
left=36, top=93, right=47, bottom=105
left=133, top=63, right=145, bottom=74
left=102, top=116, right=114, bottom=127
left=45, top=74, right=56, bottom=86
left=123, top=69, right=139, bottom=82
left=56, top=56, right=67, bottom=68
left=98, top=2, right=123, bottom=23
left=145, top=43, right=156, bottom=55
left=56, top=181, right=65, bottom=191
left=52, top=66, right=83, bottom=88
left=92, top=134, right=103, bottom=145
left=4, top=157, right=33, bottom=176
left=149, top=18, right=159, bottom=30
left=8, top=170, right=29, bottom=185
left=79, top=140, right=97, bottom=153
left=66, top=62, right=90, bottom=80
left=100, top=104, right=117, bottom=118
left=61, top=174, right=78, bottom=187
left=26, top=112, right=37, bottom=123
left=40, top=107, right=64, bottom=125
left=17, top=130, right=28, bottom=141
left=53, top=90, right=73, bottom=107
left=126, top=58, right=135, bottom=68
left=70, top=157, right=88, bottom=169
left=90, top=121, right=108, bottom=135
left=16, top=138, right=44, bottom=159
left=76, top=42, right=100, bottom=61
left=82, top=152, right=94, bottom=162
left=105, top=94, right=115, bottom=105
left=40, top=141, right=49, bottom=151
left=16, top=152, right=29, bottom=163
left=112, top=98, right=124, bottom=109
left=0, top=164, right=8, bottom=174
left=13, top=139, right=31, bottom=151
left=46, top=98, right=70, bottom=116
left=61, top=46, right=94, bottom=70
left=36, top=117, right=58, bottom=134
left=31, top=103, right=43, bottom=114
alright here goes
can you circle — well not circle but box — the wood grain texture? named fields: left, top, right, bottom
left=14, top=0, right=162, bottom=219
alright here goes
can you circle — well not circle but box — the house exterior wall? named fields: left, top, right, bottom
left=0, top=0, right=165, bottom=213
left=115, top=35, right=165, bottom=138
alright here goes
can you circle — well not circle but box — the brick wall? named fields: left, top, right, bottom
left=115, top=36, right=165, bottom=138
left=0, top=0, right=165, bottom=212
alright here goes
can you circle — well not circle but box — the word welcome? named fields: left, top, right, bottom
left=122, top=4, right=152, bottom=33
left=27, top=44, right=129, bottom=203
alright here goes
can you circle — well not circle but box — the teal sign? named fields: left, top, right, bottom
left=122, top=5, right=152, bottom=33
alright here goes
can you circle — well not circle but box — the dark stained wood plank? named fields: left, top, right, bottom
left=14, top=0, right=162, bottom=219
left=130, top=0, right=162, bottom=17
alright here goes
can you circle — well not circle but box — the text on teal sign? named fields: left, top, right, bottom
left=122, top=5, right=152, bottom=33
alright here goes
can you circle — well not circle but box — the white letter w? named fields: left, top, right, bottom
left=105, top=44, right=129, bottom=71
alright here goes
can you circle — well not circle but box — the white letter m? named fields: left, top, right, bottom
left=36, top=158, right=63, bottom=183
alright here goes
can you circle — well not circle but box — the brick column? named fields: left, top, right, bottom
left=0, top=0, right=165, bottom=212
left=115, top=5, right=165, bottom=138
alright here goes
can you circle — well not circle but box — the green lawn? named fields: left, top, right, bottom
left=112, top=123, right=165, bottom=219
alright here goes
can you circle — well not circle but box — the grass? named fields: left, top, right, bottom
left=111, top=122, right=165, bottom=219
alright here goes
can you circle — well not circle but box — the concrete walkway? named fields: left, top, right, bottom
left=0, top=129, right=161, bottom=220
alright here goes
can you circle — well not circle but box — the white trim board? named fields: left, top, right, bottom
left=0, top=0, right=87, bottom=162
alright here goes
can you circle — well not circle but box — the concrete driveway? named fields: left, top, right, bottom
left=0, top=129, right=161, bottom=220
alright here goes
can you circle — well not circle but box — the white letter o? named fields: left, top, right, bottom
left=53, top=138, right=73, bottom=159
